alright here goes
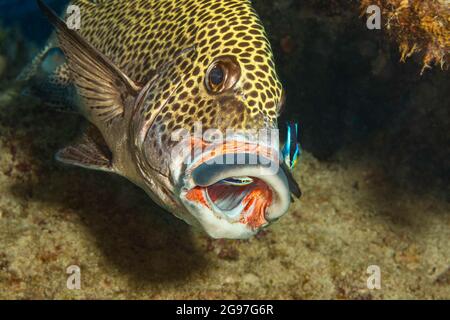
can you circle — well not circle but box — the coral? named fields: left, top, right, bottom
left=360, top=0, right=449, bottom=73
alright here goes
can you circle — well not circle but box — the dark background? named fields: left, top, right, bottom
left=0, top=0, right=448, bottom=198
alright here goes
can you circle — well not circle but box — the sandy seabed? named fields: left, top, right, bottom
left=0, top=87, right=448, bottom=299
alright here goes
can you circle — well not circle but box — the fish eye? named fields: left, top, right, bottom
left=205, top=56, right=241, bottom=94
left=209, top=65, right=225, bottom=86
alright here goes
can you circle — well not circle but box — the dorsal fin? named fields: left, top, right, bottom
left=56, top=125, right=114, bottom=173
left=37, top=0, right=141, bottom=122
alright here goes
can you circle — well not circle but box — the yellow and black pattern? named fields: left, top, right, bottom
left=60, top=0, right=284, bottom=164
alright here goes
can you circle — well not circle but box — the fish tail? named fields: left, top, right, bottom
left=16, top=34, right=79, bottom=113
left=16, top=35, right=58, bottom=82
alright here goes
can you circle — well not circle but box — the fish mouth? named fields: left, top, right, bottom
left=179, top=146, right=291, bottom=239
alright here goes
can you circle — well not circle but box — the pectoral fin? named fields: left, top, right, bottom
left=37, top=0, right=141, bottom=122
left=56, top=125, right=114, bottom=173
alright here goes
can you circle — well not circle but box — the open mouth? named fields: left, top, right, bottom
left=187, top=177, right=273, bottom=229
left=180, top=147, right=294, bottom=239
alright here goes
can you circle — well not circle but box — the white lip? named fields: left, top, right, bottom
left=177, top=154, right=290, bottom=239
left=167, top=135, right=290, bottom=239
left=188, top=153, right=290, bottom=220
left=180, top=187, right=257, bottom=239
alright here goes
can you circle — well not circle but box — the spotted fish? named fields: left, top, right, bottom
left=24, top=0, right=301, bottom=239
